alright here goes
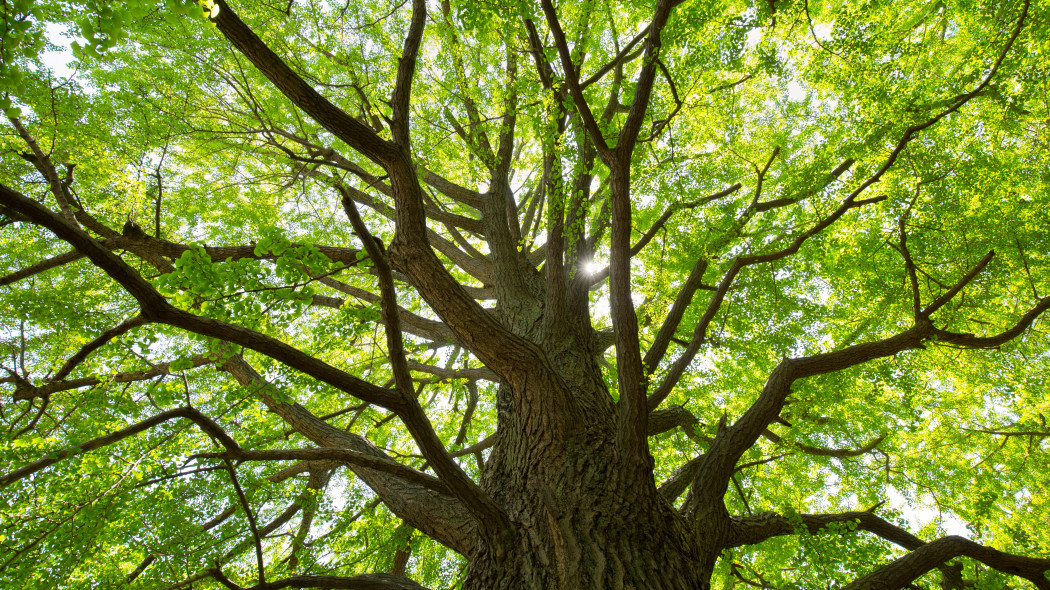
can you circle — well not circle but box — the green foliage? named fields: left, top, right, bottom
left=1, top=0, right=1049, bottom=587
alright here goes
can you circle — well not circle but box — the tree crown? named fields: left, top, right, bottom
left=1, top=0, right=1049, bottom=587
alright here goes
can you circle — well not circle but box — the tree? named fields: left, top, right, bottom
left=1, top=0, right=1049, bottom=586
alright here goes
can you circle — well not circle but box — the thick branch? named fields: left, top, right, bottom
left=210, top=0, right=396, bottom=164
left=616, top=0, right=673, bottom=154
left=844, top=536, right=1050, bottom=590
left=219, top=356, right=477, bottom=555
left=390, top=0, right=426, bottom=146
left=1, top=246, right=91, bottom=286
left=605, top=0, right=676, bottom=468
left=684, top=324, right=931, bottom=517
left=726, top=509, right=922, bottom=550
left=384, top=161, right=569, bottom=421
left=728, top=509, right=1050, bottom=589
left=658, top=455, right=703, bottom=503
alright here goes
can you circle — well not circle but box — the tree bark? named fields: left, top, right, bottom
left=467, top=408, right=711, bottom=589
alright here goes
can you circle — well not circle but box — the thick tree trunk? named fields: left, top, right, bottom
left=466, top=441, right=711, bottom=588
left=463, top=375, right=716, bottom=589
left=463, top=504, right=710, bottom=589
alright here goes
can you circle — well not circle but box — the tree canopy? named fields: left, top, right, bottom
left=2, top=0, right=1050, bottom=587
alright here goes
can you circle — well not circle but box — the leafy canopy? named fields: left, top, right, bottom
left=1, top=0, right=1049, bottom=587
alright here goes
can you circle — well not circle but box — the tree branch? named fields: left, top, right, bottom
left=331, top=181, right=493, bottom=284
left=920, top=251, right=995, bottom=319
left=687, top=284, right=1050, bottom=525
left=536, top=1, right=610, bottom=157
left=51, top=314, right=147, bottom=381
left=195, top=448, right=449, bottom=495
left=13, top=354, right=215, bottom=401
left=579, top=26, right=648, bottom=90
left=647, top=192, right=887, bottom=410
left=0, top=182, right=403, bottom=410
left=213, top=572, right=430, bottom=590
left=8, top=116, right=78, bottom=225
left=932, top=295, right=1050, bottom=349
left=390, top=0, right=425, bottom=147
left=210, top=0, right=396, bottom=164
left=727, top=508, right=1050, bottom=589
left=1, top=406, right=239, bottom=488
left=341, top=195, right=510, bottom=537
left=630, top=183, right=742, bottom=259
left=683, top=323, right=931, bottom=518
left=843, top=536, right=1050, bottom=590
left=223, top=458, right=267, bottom=584
left=219, top=356, right=478, bottom=556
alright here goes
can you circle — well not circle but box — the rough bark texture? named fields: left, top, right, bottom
left=470, top=383, right=710, bottom=589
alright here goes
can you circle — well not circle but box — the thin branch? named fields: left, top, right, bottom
left=837, top=0, right=1031, bottom=209
left=51, top=314, right=147, bottom=381
left=579, top=26, right=649, bottom=89
left=13, top=354, right=214, bottom=401
left=630, top=183, right=742, bottom=258
left=222, top=459, right=267, bottom=584
left=536, top=1, right=610, bottom=157
left=0, top=246, right=93, bottom=286
left=8, top=116, right=78, bottom=225
left=899, top=188, right=923, bottom=319
left=1, top=406, right=239, bottom=488
left=760, top=429, right=887, bottom=458
left=688, top=284, right=1050, bottom=523
left=0, top=183, right=403, bottom=410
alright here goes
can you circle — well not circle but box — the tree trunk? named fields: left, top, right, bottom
left=464, top=506, right=711, bottom=588
left=464, top=376, right=717, bottom=589
left=467, top=438, right=712, bottom=588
